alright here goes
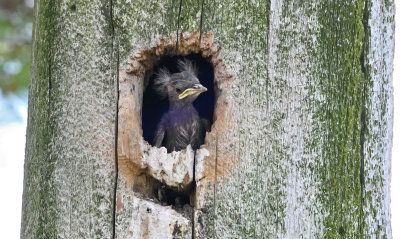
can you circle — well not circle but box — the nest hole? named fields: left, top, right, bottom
left=141, top=52, right=215, bottom=207
left=142, top=53, right=215, bottom=149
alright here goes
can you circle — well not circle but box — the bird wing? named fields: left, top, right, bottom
left=153, top=121, right=165, bottom=147
left=201, top=118, right=211, bottom=132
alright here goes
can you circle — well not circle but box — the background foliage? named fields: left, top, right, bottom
left=0, top=0, right=33, bottom=94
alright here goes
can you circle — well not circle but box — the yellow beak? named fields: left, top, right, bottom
left=178, top=84, right=207, bottom=99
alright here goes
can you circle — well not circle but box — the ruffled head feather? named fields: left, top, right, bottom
left=153, top=67, right=171, bottom=98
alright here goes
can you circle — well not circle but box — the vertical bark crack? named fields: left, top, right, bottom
left=176, top=0, right=183, bottom=49
left=265, top=0, right=271, bottom=52
left=359, top=0, right=370, bottom=236
left=359, top=77, right=366, bottom=238
left=199, top=0, right=205, bottom=44
left=112, top=53, right=120, bottom=239
left=110, top=0, right=119, bottom=238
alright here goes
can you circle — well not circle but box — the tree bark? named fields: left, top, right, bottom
left=22, top=0, right=394, bottom=238
left=21, top=0, right=117, bottom=238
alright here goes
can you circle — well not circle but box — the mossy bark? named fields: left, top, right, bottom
left=21, top=0, right=117, bottom=238
left=22, top=0, right=394, bottom=238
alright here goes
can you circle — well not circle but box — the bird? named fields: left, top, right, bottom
left=152, top=59, right=209, bottom=153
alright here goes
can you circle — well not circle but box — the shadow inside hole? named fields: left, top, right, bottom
left=142, top=53, right=215, bottom=148
left=154, top=183, right=192, bottom=208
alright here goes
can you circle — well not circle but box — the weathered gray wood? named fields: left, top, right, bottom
left=21, top=0, right=117, bottom=238
left=22, top=0, right=394, bottom=238
left=113, top=0, right=394, bottom=238
left=362, top=0, right=393, bottom=236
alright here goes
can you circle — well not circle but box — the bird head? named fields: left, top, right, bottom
left=154, top=59, right=207, bottom=107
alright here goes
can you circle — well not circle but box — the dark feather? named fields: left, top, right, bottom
left=153, top=59, right=207, bottom=152
left=153, top=67, right=171, bottom=98
left=177, top=59, right=198, bottom=76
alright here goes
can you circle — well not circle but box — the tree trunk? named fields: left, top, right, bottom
left=21, top=0, right=394, bottom=238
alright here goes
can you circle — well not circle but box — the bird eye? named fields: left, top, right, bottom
left=176, top=88, right=182, bottom=93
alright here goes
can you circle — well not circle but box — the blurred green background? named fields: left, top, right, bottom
left=0, top=2, right=33, bottom=237
left=0, top=0, right=32, bottom=125
left=0, top=0, right=33, bottom=95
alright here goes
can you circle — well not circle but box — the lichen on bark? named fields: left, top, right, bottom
left=22, top=0, right=117, bottom=238
left=22, top=0, right=394, bottom=238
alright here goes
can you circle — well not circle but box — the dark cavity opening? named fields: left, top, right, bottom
left=142, top=53, right=215, bottom=150
left=154, top=183, right=192, bottom=208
